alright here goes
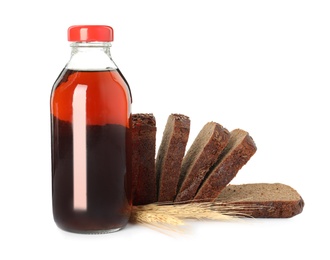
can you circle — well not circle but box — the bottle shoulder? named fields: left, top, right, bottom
left=66, top=48, right=118, bottom=71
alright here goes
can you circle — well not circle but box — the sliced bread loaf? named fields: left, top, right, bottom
left=217, top=183, right=304, bottom=218
left=156, top=114, right=190, bottom=202
left=175, top=122, right=230, bottom=202
left=194, top=129, right=257, bottom=202
left=131, top=113, right=157, bottom=205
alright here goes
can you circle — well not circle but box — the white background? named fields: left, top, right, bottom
left=0, top=0, right=329, bottom=259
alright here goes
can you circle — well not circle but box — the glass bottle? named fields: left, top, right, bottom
left=50, top=25, right=132, bottom=234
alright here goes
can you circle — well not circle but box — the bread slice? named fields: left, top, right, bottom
left=156, top=114, right=190, bottom=202
left=194, top=129, right=257, bottom=202
left=175, top=122, right=230, bottom=202
left=131, top=113, right=157, bottom=205
left=217, top=183, right=304, bottom=218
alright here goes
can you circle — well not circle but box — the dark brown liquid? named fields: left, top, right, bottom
left=50, top=69, right=132, bottom=233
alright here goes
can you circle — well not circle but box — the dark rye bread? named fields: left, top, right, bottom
left=194, top=129, right=257, bottom=202
left=131, top=113, right=157, bottom=205
left=175, top=122, right=230, bottom=202
left=156, top=114, right=190, bottom=202
left=217, top=183, right=304, bottom=218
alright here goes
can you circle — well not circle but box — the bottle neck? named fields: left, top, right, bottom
left=66, top=42, right=118, bottom=71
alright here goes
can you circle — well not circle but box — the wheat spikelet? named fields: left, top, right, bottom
left=130, top=200, right=260, bottom=233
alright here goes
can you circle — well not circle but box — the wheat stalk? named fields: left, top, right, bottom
left=130, top=200, right=260, bottom=233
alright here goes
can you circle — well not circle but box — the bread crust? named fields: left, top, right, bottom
left=156, top=114, right=190, bottom=202
left=131, top=113, right=157, bottom=205
left=194, top=129, right=257, bottom=202
left=217, top=183, right=304, bottom=218
left=175, top=122, right=230, bottom=202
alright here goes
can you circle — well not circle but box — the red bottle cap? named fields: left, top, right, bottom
left=68, top=25, right=114, bottom=42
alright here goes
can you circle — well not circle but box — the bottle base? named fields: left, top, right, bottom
left=56, top=223, right=125, bottom=235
